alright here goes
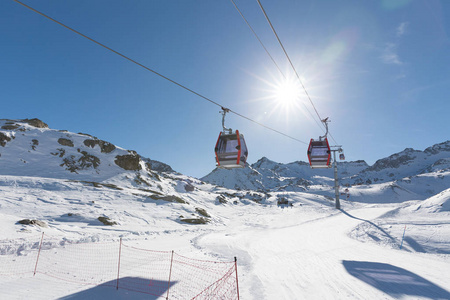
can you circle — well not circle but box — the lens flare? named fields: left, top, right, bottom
left=273, top=78, right=301, bottom=107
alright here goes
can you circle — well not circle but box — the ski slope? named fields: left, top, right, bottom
left=1, top=175, right=449, bottom=299
left=197, top=200, right=450, bottom=299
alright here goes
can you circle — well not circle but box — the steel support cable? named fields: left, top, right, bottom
left=229, top=0, right=323, bottom=132
left=13, top=0, right=307, bottom=145
left=230, top=0, right=284, bottom=78
left=256, top=0, right=339, bottom=145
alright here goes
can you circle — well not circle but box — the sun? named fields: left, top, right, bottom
left=273, top=78, right=301, bottom=106
left=270, top=75, right=305, bottom=114
left=246, top=66, right=320, bottom=125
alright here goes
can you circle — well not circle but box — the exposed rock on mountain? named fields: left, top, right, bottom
left=0, top=132, right=12, bottom=147
left=1, top=118, right=48, bottom=130
left=115, top=153, right=141, bottom=171
left=58, top=138, right=74, bottom=147
left=84, top=139, right=116, bottom=153
left=142, top=157, right=175, bottom=173
left=61, top=151, right=101, bottom=173
left=23, top=118, right=49, bottom=128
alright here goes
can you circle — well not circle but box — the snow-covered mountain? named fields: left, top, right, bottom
left=2, top=118, right=449, bottom=205
left=202, top=157, right=368, bottom=191
left=0, top=118, right=174, bottom=181
left=202, top=141, right=450, bottom=201
left=351, top=142, right=450, bottom=183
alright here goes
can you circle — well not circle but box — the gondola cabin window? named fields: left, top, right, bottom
left=310, top=146, right=328, bottom=157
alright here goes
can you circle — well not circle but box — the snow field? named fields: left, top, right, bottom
left=1, top=177, right=450, bottom=299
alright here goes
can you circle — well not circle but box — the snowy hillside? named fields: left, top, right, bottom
left=0, top=118, right=174, bottom=181
left=1, top=118, right=450, bottom=299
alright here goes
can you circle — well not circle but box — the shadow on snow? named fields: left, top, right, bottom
left=59, top=277, right=177, bottom=300
left=343, top=261, right=450, bottom=299
left=340, top=209, right=398, bottom=245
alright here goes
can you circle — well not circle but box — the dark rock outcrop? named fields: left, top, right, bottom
left=83, top=139, right=116, bottom=153
left=22, top=118, right=48, bottom=128
left=115, top=154, right=141, bottom=171
left=58, top=138, right=74, bottom=147
left=17, top=219, right=47, bottom=227
left=0, top=132, right=11, bottom=147
left=60, top=151, right=100, bottom=173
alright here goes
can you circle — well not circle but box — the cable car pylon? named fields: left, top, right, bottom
left=307, top=118, right=345, bottom=209
left=214, top=107, right=248, bottom=169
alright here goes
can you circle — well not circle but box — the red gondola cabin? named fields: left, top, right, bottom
left=215, top=130, right=248, bottom=168
left=307, top=138, right=331, bottom=168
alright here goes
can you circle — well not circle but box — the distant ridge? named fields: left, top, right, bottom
left=202, top=141, right=450, bottom=197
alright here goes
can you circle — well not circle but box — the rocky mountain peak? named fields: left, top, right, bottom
left=0, top=118, right=48, bottom=130
left=253, top=156, right=277, bottom=168
left=424, top=140, right=450, bottom=155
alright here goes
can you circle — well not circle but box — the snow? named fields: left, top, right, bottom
left=1, top=176, right=450, bottom=299
left=1, top=120, right=450, bottom=299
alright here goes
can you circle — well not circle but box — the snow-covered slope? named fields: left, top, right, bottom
left=349, top=188, right=450, bottom=255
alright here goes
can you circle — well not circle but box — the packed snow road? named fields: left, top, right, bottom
left=197, top=202, right=450, bottom=300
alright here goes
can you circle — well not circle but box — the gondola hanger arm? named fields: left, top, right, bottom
left=220, top=107, right=233, bottom=134
left=320, top=118, right=329, bottom=141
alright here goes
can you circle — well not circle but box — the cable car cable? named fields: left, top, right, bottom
left=255, top=0, right=339, bottom=145
left=13, top=0, right=308, bottom=145
left=255, top=0, right=323, bottom=123
left=229, top=0, right=324, bottom=133
left=12, top=0, right=223, bottom=108
left=230, top=0, right=284, bottom=78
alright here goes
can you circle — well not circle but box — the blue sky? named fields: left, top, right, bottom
left=2, top=0, right=449, bottom=178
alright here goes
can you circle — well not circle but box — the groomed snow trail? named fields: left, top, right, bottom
left=197, top=204, right=450, bottom=299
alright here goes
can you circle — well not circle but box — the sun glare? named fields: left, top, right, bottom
left=273, top=78, right=301, bottom=107
left=247, top=64, right=322, bottom=126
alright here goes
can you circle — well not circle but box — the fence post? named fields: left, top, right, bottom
left=400, top=225, right=406, bottom=249
left=166, top=250, right=174, bottom=300
left=235, top=257, right=240, bottom=300
left=33, top=232, right=44, bottom=276
left=116, top=237, right=122, bottom=290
